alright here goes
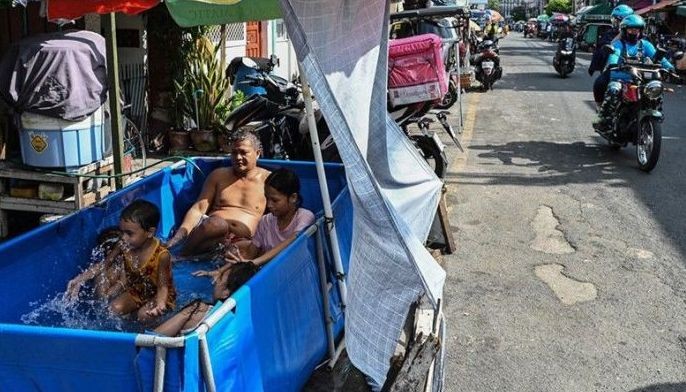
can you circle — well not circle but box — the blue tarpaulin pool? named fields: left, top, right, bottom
left=0, top=158, right=351, bottom=392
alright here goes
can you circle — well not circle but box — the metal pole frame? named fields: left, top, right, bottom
left=315, top=225, right=337, bottom=368
left=102, top=13, right=125, bottom=190
left=298, top=65, right=348, bottom=309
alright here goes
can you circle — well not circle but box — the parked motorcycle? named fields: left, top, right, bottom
left=553, top=37, right=576, bottom=78
left=596, top=49, right=682, bottom=172
left=225, top=56, right=339, bottom=161
left=472, top=39, right=502, bottom=91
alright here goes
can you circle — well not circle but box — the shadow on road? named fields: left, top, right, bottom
left=447, top=140, right=634, bottom=187
left=628, top=383, right=686, bottom=392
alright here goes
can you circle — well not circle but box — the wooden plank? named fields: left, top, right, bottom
left=437, top=189, right=456, bottom=254
left=81, top=186, right=112, bottom=206
left=0, top=167, right=80, bottom=184
left=388, top=333, right=440, bottom=392
left=0, top=196, right=75, bottom=215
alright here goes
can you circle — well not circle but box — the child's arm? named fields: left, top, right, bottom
left=65, top=244, right=122, bottom=301
left=192, top=240, right=260, bottom=282
left=147, top=251, right=172, bottom=317
left=251, top=233, right=298, bottom=267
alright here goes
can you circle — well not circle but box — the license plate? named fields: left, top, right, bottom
left=431, top=132, right=445, bottom=152
left=482, top=60, right=494, bottom=69
left=643, top=71, right=656, bottom=79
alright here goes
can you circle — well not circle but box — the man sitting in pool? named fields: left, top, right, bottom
left=166, top=130, right=270, bottom=257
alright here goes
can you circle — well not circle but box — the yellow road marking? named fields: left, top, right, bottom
left=452, top=93, right=480, bottom=175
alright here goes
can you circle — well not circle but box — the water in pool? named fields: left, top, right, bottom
left=21, top=254, right=219, bottom=333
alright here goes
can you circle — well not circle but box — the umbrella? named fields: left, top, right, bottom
left=47, top=0, right=158, bottom=20
left=551, top=13, right=570, bottom=22
left=537, top=14, right=550, bottom=21
left=484, top=9, right=503, bottom=22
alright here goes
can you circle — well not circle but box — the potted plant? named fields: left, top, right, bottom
left=216, top=90, right=246, bottom=152
left=175, top=36, right=231, bottom=152
left=167, top=88, right=191, bottom=152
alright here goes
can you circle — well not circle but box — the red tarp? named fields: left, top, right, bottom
left=47, top=0, right=159, bottom=20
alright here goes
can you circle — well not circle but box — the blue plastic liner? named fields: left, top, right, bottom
left=0, top=158, right=351, bottom=391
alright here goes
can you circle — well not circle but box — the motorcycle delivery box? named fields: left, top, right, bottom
left=388, top=33, right=448, bottom=106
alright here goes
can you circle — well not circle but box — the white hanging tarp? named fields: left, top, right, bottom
left=279, top=0, right=446, bottom=387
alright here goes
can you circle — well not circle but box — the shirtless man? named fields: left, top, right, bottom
left=166, top=130, right=270, bottom=256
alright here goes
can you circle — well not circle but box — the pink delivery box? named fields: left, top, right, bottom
left=388, top=33, right=448, bottom=106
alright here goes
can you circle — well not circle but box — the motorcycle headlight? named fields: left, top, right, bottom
left=644, top=80, right=663, bottom=100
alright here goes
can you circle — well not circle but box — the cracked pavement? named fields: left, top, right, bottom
left=441, top=35, right=686, bottom=392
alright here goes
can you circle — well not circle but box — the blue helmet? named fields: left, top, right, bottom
left=611, top=4, right=634, bottom=20
left=620, top=14, right=646, bottom=30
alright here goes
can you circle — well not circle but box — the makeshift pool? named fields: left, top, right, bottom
left=0, top=158, right=351, bottom=392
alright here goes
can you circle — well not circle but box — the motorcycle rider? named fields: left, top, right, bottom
left=593, top=14, right=675, bottom=132
left=485, top=19, right=498, bottom=42
left=589, top=5, right=634, bottom=106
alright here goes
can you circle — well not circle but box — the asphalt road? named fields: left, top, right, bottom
left=442, top=34, right=686, bottom=392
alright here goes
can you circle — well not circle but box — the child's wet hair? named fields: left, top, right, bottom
left=119, top=200, right=160, bottom=231
left=265, top=168, right=301, bottom=204
left=225, top=262, right=259, bottom=295
left=97, top=226, right=122, bottom=253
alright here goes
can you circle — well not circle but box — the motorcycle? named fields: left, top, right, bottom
left=224, top=56, right=339, bottom=161
left=472, top=39, right=502, bottom=91
left=553, top=37, right=576, bottom=78
left=596, top=47, right=683, bottom=172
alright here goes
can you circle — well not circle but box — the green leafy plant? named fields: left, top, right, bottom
left=174, top=36, right=231, bottom=131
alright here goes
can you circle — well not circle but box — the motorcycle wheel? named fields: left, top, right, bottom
left=410, top=135, right=447, bottom=178
left=436, top=80, right=458, bottom=110
left=636, top=117, right=662, bottom=172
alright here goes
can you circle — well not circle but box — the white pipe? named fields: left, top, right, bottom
left=135, top=334, right=186, bottom=348
left=199, top=336, right=217, bottom=392
left=298, top=66, right=348, bottom=308
left=153, top=346, right=166, bottom=392
left=315, top=226, right=337, bottom=367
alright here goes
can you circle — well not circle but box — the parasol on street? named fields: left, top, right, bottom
left=484, top=9, right=503, bottom=22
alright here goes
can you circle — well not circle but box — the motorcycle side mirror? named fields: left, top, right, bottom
left=655, top=47, right=668, bottom=61
left=269, top=54, right=280, bottom=68
left=602, top=44, right=615, bottom=55
left=674, top=51, right=685, bottom=61
left=241, top=57, right=259, bottom=69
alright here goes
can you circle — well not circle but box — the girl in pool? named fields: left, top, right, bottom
left=193, top=167, right=315, bottom=286
left=66, top=200, right=176, bottom=324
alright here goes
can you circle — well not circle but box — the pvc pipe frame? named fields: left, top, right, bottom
left=135, top=297, right=238, bottom=392
left=298, top=66, right=349, bottom=310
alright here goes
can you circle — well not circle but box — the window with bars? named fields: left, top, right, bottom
left=207, top=23, right=246, bottom=43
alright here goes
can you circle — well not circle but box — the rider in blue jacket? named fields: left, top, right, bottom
left=589, top=4, right=634, bottom=105
left=593, top=14, right=675, bottom=132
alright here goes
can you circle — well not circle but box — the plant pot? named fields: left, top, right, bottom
left=217, top=132, right=232, bottom=153
left=190, top=129, right=217, bottom=152
left=168, top=129, right=191, bottom=152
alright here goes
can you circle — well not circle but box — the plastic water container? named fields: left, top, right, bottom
left=19, top=107, right=106, bottom=168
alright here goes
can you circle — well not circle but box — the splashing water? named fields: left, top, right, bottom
left=19, top=244, right=218, bottom=332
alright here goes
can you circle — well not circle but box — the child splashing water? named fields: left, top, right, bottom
left=193, top=168, right=315, bottom=294
left=66, top=200, right=176, bottom=324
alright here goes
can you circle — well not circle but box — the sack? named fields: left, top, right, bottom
left=388, top=34, right=448, bottom=106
